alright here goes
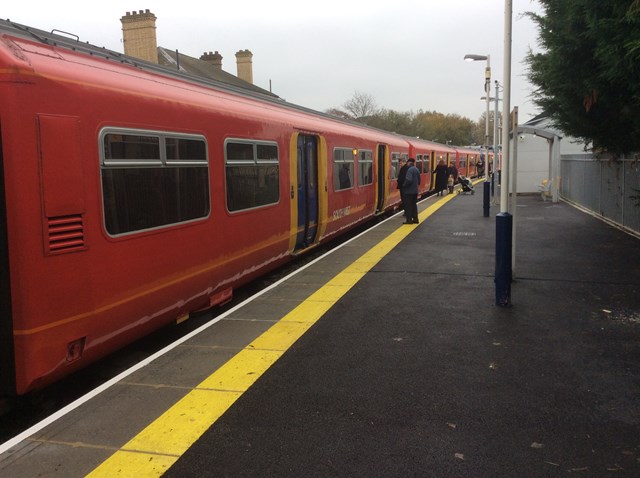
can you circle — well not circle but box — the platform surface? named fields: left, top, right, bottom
left=1, top=189, right=639, bottom=477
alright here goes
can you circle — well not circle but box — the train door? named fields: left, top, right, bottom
left=430, top=151, right=437, bottom=190
left=376, top=144, right=387, bottom=212
left=294, top=134, right=319, bottom=250
left=0, top=125, right=15, bottom=395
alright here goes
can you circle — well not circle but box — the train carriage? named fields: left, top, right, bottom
left=0, top=20, right=423, bottom=394
left=407, top=139, right=456, bottom=194
left=454, top=146, right=482, bottom=179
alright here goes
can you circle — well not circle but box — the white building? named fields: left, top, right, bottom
left=515, top=113, right=587, bottom=193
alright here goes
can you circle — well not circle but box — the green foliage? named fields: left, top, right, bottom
left=327, top=96, right=481, bottom=146
left=526, top=0, right=640, bottom=156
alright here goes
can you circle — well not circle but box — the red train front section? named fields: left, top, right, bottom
left=0, top=22, right=481, bottom=395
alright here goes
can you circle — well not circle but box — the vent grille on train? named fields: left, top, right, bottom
left=47, top=215, right=86, bottom=253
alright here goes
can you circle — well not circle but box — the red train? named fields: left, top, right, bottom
left=0, top=20, right=479, bottom=395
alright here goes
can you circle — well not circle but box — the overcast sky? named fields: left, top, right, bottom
left=4, top=0, right=544, bottom=123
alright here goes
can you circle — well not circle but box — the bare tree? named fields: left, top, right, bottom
left=324, top=108, right=353, bottom=120
left=342, top=91, right=379, bottom=120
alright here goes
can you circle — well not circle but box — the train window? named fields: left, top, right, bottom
left=166, top=137, right=207, bottom=162
left=358, top=150, right=373, bottom=186
left=333, top=148, right=354, bottom=191
left=103, top=134, right=161, bottom=164
left=391, top=153, right=400, bottom=179
left=225, top=140, right=280, bottom=212
left=100, top=129, right=210, bottom=236
left=416, top=154, right=424, bottom=174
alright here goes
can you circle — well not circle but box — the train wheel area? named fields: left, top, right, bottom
left=1, top=188, right=640, bottom=476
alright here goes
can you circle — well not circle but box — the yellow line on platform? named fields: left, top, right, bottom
left=86, top=195, right=453, bottom=477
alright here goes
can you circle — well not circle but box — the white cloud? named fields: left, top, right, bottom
left=3, top=0, right=544, bottom=120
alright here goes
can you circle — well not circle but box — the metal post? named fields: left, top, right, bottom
left=552, top=136, right=561, bottom=203
left=492, top=81, right=500, bottom=202
left=464, top=53, right=492, bottom=217
left=510, top=107, right=518, bottom=276
left=483, top=56, right=491, bottom=217
left=496, top=0, right=513, bottom=307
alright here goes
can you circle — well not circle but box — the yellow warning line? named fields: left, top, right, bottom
left=86, top=195, right=454, bottom=477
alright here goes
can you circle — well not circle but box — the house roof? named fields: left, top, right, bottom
left=157, top=47, right=278, bottom=98
left=0, top=19, right=278, bottom=101
left=524, top=112, right=550, bottom=126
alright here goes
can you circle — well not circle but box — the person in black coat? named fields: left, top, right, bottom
left=448, top=162, right=459, bottom=183
left=402, top=158, right=421, bottom=224
left=397, top=158, right=409, bottom=216
left=433, top=159, right=448, bottom=196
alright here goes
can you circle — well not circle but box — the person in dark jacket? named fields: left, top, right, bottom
left=339, top=163, right=351, bottom=189
left=447, top=162, right=459, bottom=194
left=402, top=158, right=420, bottom=224
left=396, top=158, right=408, bottom=217
left=448, top=162, right=459, bottom=183
left=433, top=159, right=448, bottom=196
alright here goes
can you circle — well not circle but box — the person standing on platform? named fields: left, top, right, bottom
left=397, top=158, right=409, bottom=218
left=448, top=161, right=459, bottom=184
left=402, top=158, right=420, bottom=224
left=433, top=159, right=448, bottom=196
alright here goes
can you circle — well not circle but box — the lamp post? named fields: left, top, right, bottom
left=495, top=0, right=513, bottom=307
left=493, top=81, right=502, bottom=202
left=482, top=81, right=503, bottom=202
left=464, top=53, right=491, bottom=217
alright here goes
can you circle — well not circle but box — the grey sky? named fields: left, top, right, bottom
left=4, top=0, right=543, bottom=122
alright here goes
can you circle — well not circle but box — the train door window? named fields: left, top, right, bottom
left=100, top=129, right=209, bottom=236
left=357, top=149, right=373, bottom=186
left=333, top=148, right=354, bottom=191
left=225, top=140, right=280, bottom=212
left=391, top=152, right=400, bottom=179
left=416, top=154, right=424, bottom=173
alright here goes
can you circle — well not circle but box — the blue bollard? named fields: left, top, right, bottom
left=483, top=181, right=490, bottom=217
left=495, top=212, right=512, bottom=307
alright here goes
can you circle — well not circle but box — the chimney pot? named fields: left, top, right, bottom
left=235, top=49, right=253, bottom=84
left=201, top=50, right=223, bottom=69
left=121, top=10, right=158, bottom=63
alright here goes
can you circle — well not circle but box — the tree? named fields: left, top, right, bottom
left=328, top=95, right=480, bottom=146
left=342, top=91, right=379, bottom=119
left=414, top=111, right=478, bottom=146
left=324, top=108, right=353, bottom=120
left=365, top=109, right=415, bottom=134
left=526, top=1, right=640, bottom=156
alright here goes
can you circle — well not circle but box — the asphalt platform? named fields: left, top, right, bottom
left=165, top=190, right=640, bottom=477
left=2, top=186, right=640, bottom=477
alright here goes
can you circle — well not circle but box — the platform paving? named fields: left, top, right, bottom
left=165, top=191, right=640, bottom=477
left=1, top=188, right=639, bottom=477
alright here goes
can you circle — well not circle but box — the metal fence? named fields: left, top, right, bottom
left=561, top=155, right=640, bottom=235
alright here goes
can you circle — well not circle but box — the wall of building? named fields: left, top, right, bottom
left=515, top=119, right=587, bottom=193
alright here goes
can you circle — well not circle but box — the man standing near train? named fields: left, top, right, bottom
left=402, top=158, right=420, bottom=224
left=397, top=157, right=409, bottom=218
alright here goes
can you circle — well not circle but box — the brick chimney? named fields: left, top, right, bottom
left=200, top=51, right=223, bottom=70
left=121, top=10, right=158, bottom=63
left=235, top=49, right=253, bottom=84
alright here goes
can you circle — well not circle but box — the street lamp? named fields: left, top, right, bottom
left=464, top=53, right=491, bottom=217
left=495, top=0, right=513, bottom=308
left=482, top=80, right=503, bottom=203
